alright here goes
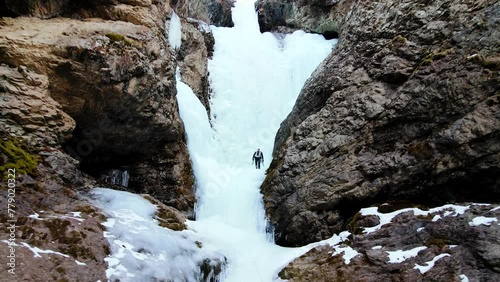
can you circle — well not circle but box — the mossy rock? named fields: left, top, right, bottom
left=389, top=35, right=408, bottom=50
left=421, top=50, right=449, bottom=66
left=59, top=245, right=96, bottom=260
left=468, top=54, right=500, bottom=70
left=0, top=135, right=39, bottom=180
left=105, top=33, right=134, bottom=46
left=44, top=218, right=70, bottom=238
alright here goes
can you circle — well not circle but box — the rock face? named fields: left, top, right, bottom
left=0, top=65, right=75, bottom=148
left=1, top=13, right=196, bottom=212
left=259, top=0, right=500, bottom=247
left=0, top=146, right=108, bottom=281
left=178, top=18, right=215, bottom=114
left=279, top=204, right=500, bottom=281
left=0, top=0, right=235, bottom=27
left=172, top=0, right=235, bottom=27
left=1, top=0, right=227, bottom=280
left=256, top=0, right=342, bottom=38
left=0, top=0, right=223, bottom=214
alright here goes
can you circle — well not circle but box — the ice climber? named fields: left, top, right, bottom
left=252, top=148, right=264, bottom=169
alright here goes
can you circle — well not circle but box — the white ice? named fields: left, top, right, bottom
left=177, top=0, right=336, bottom=281
left=168, top=11, right=182, bottom=50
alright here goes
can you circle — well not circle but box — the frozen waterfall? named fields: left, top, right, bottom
left=179, top=0, right=337, bottom=281
left=91, top=0, right=337, bottom=281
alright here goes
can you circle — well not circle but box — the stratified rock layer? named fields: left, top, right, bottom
left=259, top=0, right=500, bottom=246
left=0, top=0, right=234, bottom=27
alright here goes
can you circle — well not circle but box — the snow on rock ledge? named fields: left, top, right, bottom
left=90, top=188, right=226, bottom=282
left=277, top=203, right=500, bottom=281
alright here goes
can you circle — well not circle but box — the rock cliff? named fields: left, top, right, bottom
left=258, top=0, right=500, bottom=249
left=0, top=0, right=232, bottom=279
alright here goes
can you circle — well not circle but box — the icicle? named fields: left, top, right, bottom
left=168, top=11, right=182, bottom=50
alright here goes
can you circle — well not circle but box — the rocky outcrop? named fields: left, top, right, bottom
left=0, top=0, right=234, bottom=27
left=260, top=0, right=500, bottom=246
left=172, top=0, right=235, bottom=27
left=256, top=0, right=343, bottom=38
left=178, top=18, right=214, bottom=114
left=279, top=203, right=500, bottom=281
left=0, top=12, right=197, bottom=212
left=0, top=144, right=108, bottom=281
left=0, top=65, right=75, bottom=148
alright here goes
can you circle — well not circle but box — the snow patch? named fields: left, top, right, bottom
left=460, top=274, right=469, bottom=282
left=20, top=242, right=69, bottom=258
left=469, top=216, right=498, bottom=226
left=322, top=232, right=359, bottom=264
left=75, top=260, right=86, bottom=266
left=91, top=188, right=224, bottom=282
left=332, top=246, right=359, bottom=264
left=386, top=246, right=427, bottom=263
left=372, top=246, right=382, bottom=250
left=414, top=253, right=450, bottom=274
left=27, top=212, right=84, bottom=222
left=360, top=204, right=470, bottom=234
left=28, top=213, right=42, bottom=220
left=69, top=212, right=82, bottom=218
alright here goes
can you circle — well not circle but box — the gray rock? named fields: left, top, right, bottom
left=256, top=0, right=342, bottom=37
left=259, top=0, right=500, bottom=246
left=173, top=0, right=235, bottom=27
left=279, top=204, right=500, bottom=281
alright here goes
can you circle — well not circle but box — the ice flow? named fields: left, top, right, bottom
left=178, top=0, right=337, bottom=281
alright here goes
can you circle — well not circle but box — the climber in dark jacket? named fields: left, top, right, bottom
left=252, top=148, right=264, bottom=169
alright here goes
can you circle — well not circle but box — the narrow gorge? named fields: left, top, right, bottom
left=0, top=0, right=499, bottom=281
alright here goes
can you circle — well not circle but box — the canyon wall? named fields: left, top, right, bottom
left=258, top=0, right=499, bottom=280
left=0, top=0, right=233, bottom=279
